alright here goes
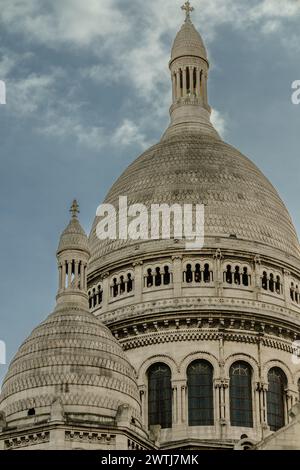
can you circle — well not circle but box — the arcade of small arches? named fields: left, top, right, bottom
left=171, top=66, right=206, bottom=102
left=140, top=358, right=300, bottom=434
left=87, top=255, right=300, bottom=311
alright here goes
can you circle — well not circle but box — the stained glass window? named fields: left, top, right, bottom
left=267, top=367, right=287, bottom=431
left=148, top=363, right=172, bottom=429
left=230, top=362, right=253, bottom=427
left=188, top=360, right=214, bottom=426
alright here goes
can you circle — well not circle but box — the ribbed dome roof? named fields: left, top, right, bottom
left=57, top=217, right=89, bottom=253
left=171, top=19, right=207, bottom=63
left=0, top=305, right=141, bottom=426
left=89, top=131, right=300, bottom=269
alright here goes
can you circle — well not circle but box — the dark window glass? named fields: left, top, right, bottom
left=148, top=363, right=172, bottom=429
left=155, top=267, right=161, bottom=286
left=163, top=266, right=170, bottom=285
left=188, top=360, right=214, bottom=426
left=262, top=272, right=268, bottom=290
left=147, top=269, right=153, bottom=287
left=203, top=264, right=211, bottom=283
left=226, top=265, right=233, bottom=284
left=230, top=362, right=253, bottom=427
left=127, top=273, right=133, bottom=292
left=267, top=368, right=287, bottom=431
left=242, top=267, right=249, bottom=287
left=186, top=264, right=193, bottom=283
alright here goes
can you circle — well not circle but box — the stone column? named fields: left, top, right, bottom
left=74, top=261, right=79, bottom=288
left=101, top=272, right=110, bottom=309
left=133, top=261, right=143, bottom=302
left=253, top=255, right=261, bottom=300
left=67, top=261, right=72, bottom=288
left=58, top=263, right=62, bottom=291
left=189, top=66, right=193, bottom=94
left=196, top=68, right=201, bottom=97
left=181, top=383, right=187, bottom=424
left=176, top=70, right=181, bottom=99
left=283, top=269, right=291, bottom=307
left=80, top=262, right=84, bottom=290
left=172, top=73, right=176, bottom=102
left=84, top=264, right=88, bottom=291
left=182, top=67, right=187, bottom=97
left=172, top=383, right=179, bottom=425
left=172, top=255, right=183, bottom=298
left=61, top=261, right=66, bottom=290
left=203, top=72, right=208, bottom=106
left=213, top=248, right=223, bottom=297
left=139, top=385, right=147, bottom=426
left=256, top=381, right=269, bottom=439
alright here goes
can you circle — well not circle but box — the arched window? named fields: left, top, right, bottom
left=120, top=275, right=126, bottom=294
left=163, top=266, right=171, bottom=285
left=186, top=264, right=193, bottom=283
left=269, top=273, right=275, bottom=292
left=112, top=278, right=118, bottom=297
left=147, top=268, right=153, bottom=287
left=195, top=264, right=201, bottom=283
left=267, top=367, right=287, bottom=431
left=127, top=273, right=133, bottom=292
left=230, top=362, right=253, bottom=427
left=155, top=267, right=162, bottom=286
left=187, top=360, right=214, bottom=426
left=92, top=288, right=97, bottom=307
left=275, top=276, right=281, bottom=294
left=203, top=263, right=211, bottom=283
left=234, top=266, right=241, bottom=285
left=226, top=265, right=233, bottom=284
left=242, top=267, right=249, bottom=287
left=262, top=272, right=268, bottom=290
left=148, top=363, right=172, bottom=429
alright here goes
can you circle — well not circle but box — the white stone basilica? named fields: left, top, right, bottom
left=1, top=2, right=300, bottom=451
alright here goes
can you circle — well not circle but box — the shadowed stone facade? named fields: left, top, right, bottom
left=1, top=2, right=300, bottom=451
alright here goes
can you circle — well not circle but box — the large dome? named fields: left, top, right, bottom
left=0, top=305, right=141, bottom=426
left=89, top=131, right=300, bottom=270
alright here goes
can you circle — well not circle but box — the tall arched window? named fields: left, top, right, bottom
left=148, top=363, right=172, bottom=429
left=187, top=360, right=214, bottom=426
left=230, top=362, right=253, bottom=427
left=267, top=367, right=287, bottom=431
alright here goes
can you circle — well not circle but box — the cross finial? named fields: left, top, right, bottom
left=181, top=1, right=194, bottom=22
left=70, top=199, right=80, bottom=219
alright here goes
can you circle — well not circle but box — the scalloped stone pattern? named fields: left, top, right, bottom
left=89, top=132, right=300, bottom=269
left=0, top=307, right=141, bottom=422
left=171, top=20, right=207, bottom=61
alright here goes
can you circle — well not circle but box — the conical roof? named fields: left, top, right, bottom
left=171, top=18, right=207, bottom=63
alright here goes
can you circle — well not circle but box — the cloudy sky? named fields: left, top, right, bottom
left=0, top=0, right=300, bottom=385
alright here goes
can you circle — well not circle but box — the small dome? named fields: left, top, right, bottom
left=0, top=305, right=141, bottom=426
left=171, top=20, right=207, bottom=63
left=57, top=216, right=89, bottom=254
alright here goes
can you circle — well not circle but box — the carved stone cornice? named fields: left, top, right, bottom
left=214, top=378, right=229, bottom=389
left=256, top=381, right=268, bottom=392
left=132, top=260, right=143, bottom=267
left=4, top=431, right=50, bottom=449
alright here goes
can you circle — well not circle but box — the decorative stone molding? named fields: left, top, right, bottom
left=65, top=430, right=116, bottom=444
left=4, top=431, right=50, bottom=449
